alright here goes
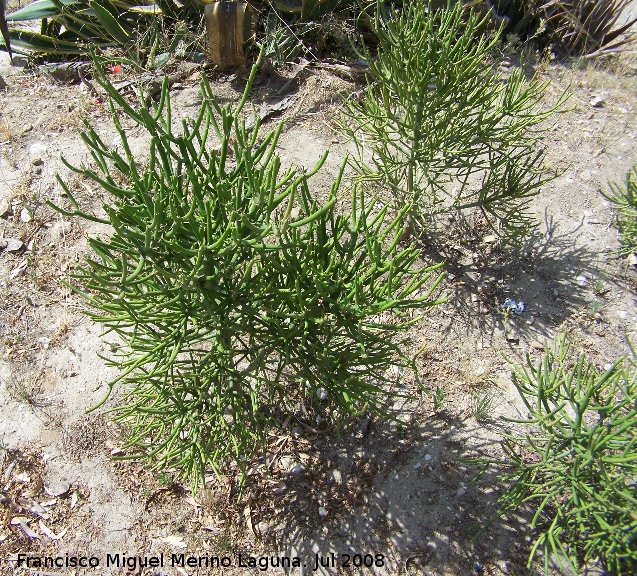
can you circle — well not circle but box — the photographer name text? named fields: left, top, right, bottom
left=15, top=552, right=386, bottom=572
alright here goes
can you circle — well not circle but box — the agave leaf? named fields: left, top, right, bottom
left=7, top=27, right=97, bottom=54
left=91, top=0, right=132, bottom=44
left=153, top=0, right=179, bottom=17
left=8, top=0, right=159, bottom=21
left=110, top=2, right=161, bottom=15
left=270, top=0, right=303, bottom=16
left=6, top=0, right=81, bottom=21
left=1, top=0, right=12, bottom=60
left=274, top=0, right=349, bottom=20
left=55, top=13, right=113, bottom=41
left=301, top=0, right=320, bottom=20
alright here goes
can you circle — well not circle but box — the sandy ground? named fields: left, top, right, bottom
left=1, top=4, right=637, bottom=576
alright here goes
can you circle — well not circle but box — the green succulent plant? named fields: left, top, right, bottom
left=603, top=164, right=637, bottom=258
left=338, top=0, right=567, bottom=243
left=50, top=56, right=445, bottom=489
left=471, top=334, right=637, bottom=574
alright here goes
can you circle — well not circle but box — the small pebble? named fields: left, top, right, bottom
left=20, top=208, right=33, bottom=223
left=257, top=521, right=270, bottom=535
left=424, top=454, right=432, bottom=461
left=44, top=481, right=70, bottom=497
left=6, top=238, right=24, bottom=252
left=590, top=95, right=605, bottom=108
left=576, top=274, right=589, bottom=287
left=289, top=463, right=306, bottom=475
left=318, top=506, right=328, bottom=517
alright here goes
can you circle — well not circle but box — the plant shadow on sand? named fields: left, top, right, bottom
left=414, top=208, right=609, bottom=347
left=216, top=405, right=544, bottom=576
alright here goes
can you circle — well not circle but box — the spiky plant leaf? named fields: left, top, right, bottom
left=492, top=0, right=637, bottom=56
left=540, top=0, right=637, bottom=56
left=2, top=0, right=189, bottom=57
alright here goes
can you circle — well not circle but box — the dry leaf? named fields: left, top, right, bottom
left=3, top=460, right=16, bottom=480
left=271, top=481, right=287, bottom=494
left=17, top=498, right=50, bottom=520
left=39, top=520, right=67, bottom=540
left=45, top=480, right=70, bottom=497
left=11, top=518, right=39, bottom=539
left=162, top=535, right=187, bottom=548
left=184, top=496, right=201, bottom=509
left=243, top=504, right=254, bottom=536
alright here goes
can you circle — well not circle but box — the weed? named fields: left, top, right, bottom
left=433, top=386, right=446, bottom=411
left=8, top=376, right=45, bottom=407
left=472, top=388, right=500, bottom=423
left=593, top=274, right=611, bottom=297
left=157, top=472, right=174, bottom=487
left=589, top=300, right=604, bottom=317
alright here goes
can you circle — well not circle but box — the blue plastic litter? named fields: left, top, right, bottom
left=503, top=299, right=525, bottom=315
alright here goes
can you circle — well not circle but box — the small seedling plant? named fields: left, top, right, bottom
left=475, top=335, right=637, bottom=575
left=338, top=0, right=567, bottom=241
left=50, top=58, right=444, bottom=489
